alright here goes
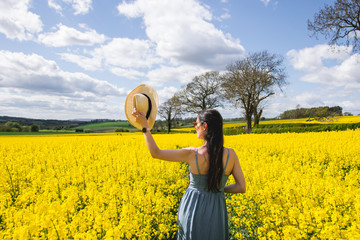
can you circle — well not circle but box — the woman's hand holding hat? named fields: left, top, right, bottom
left=132, top=108, right=149, bottom=129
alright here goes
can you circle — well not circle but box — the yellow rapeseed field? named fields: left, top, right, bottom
left=0, top=130, right=359, bottom=239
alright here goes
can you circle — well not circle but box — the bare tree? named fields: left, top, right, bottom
left=222, top=51, right=286, bottom=133
left=179, top=71, right=223, bottom=113
left=158, top=94, right=182, bottom=133
left=308, top=0, right=360, bottom=52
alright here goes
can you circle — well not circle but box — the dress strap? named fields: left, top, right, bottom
left=195, top=148, right=201, bottom=175
left=223, top=148, right=230, bottom=173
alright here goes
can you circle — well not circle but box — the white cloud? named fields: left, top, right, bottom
left=0, top=89, right=122, bottom=120
left=215, top=8, right=231, bottom=22
left=157, top=86, right=179, bottom=103
left=287, top=45, right=360, bottom=91
left=340, top=100, right=360, bottom=114
left=38, top=23, right=106, bottom=47
left=117, top=1, right=142, bottom=18
left=110, top=67, right=146, bottom=80
left=97, top=38, right=162, bottom=68
left=220, top=12, right=231, bottom=20
left=59, top=0, right=245, bottom=87
left=48, top=0, right=92, bottom=15
left=146, top=65, right=208, bottom=87
left=0, top=0, right=43, bottom=40
left=261, top=0, right=271, bottom=6
left=287, top=45, right=350, bottom=71
left=0, top=50, right=125, bottom=97
left=292, top=92, right=325, bottom=107
left=60, top=52, right=102, bottom=71
left=68, top=0, right=92, bottom=15
left=117, top=0, right=245, bottom=69
left=0, top=50, right=127, bottom=119
left=60, top=38, right=162, bottom=73
left=48, top=0, right=62, bottom=14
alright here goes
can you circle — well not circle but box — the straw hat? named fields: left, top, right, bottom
left=125, top=84, right=158, bottom=130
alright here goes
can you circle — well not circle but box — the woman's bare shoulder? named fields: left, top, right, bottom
left=182, top=146, right=196, bottom=152
left=224, top=147, right=239, bottom=164
left=180, top=147, right=196, bottom=163
left=224, top=147, right=237, bottom=154
left=180, top=147, right=197, bottom=158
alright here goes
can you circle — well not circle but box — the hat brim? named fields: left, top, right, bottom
left=125, top=84, right=158, bottom=130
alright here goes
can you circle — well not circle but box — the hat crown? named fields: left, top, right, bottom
left=125, top=84, right=158, bottom=130
left=133, top=94, right=150, bottom=115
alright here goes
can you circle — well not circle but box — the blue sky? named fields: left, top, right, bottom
left=1, top=0, right=359, bottom=120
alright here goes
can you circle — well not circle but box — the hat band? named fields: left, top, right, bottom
left=141, top=93, right=152, bottom=120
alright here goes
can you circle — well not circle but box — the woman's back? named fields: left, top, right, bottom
left=177, top=148, right=230, bottom=240
left=188, top=146, right=234, bottom=176
left=190, top=148, right=231, bottom=191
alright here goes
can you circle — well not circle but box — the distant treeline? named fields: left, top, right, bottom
left=0, top=121, right=39, bottom=132
left=0, top=116, right=88, bottom=130
left=0, top=116, right=102, bottom=131
left=280, top=106, right=343, bottom=120
left=0, top=116, right=130, bottom=132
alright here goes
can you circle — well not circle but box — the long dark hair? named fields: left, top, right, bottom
left=198, top=109, right=224, bottom=192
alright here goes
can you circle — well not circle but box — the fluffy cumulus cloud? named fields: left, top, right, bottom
left=97, top=38, right=162, bottom=68
left=0, top=50, right=124, bottom=97
left=110, top=68, right=146, bottom=80
left=157, top=86, right=179, bottom=103
left=0, top=0, right=98, bottom=46
left=146, top=65, right=208, bottom=87
left=117, top=0, right=245, bottom=68
left=58, top=0, right=245, bottom=87
left=0, top=50, right=126, bottom=119
left=287, top=45, right=360, bottom=91
left=48, top=0, right=62, bottom=13
left=48, top=0, right=92, bottom=15
left=60, top=52, right=102, bottom=71
left=0, top=89, right=121, bottom=120
left=0, top=0, right=43, bottom=40
left=38, top=24, right=106, bottom=47
left=60, top=38, right=163, bottom=73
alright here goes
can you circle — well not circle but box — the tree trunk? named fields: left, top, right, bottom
left=167, top=120, right=171, bottom=134
left=253, top=109, right=262, bottom=128
left=245, top=113, right=252, bottom=134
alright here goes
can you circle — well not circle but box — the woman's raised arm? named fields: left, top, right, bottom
left=132, top=108, right=193, bottom=163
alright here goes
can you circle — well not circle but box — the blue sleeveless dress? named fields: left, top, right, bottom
left=176, top=148, right=230, bottom=240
